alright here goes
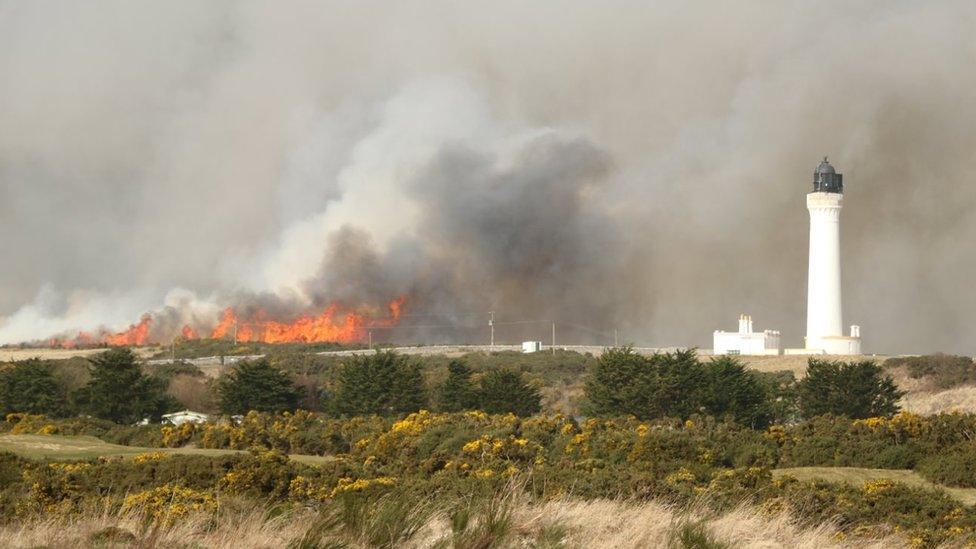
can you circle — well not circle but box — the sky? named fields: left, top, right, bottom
left=1, top=1, right=975, bottom=353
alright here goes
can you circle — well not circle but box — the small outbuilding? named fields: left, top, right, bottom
left=161, top=410, right=210, bottom=426
left=522, top=341, right=543, bottom=354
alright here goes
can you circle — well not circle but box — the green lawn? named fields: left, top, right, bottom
left=0, top=434, right=331, bottom=465
left=774, top=466, right=976, bottom=505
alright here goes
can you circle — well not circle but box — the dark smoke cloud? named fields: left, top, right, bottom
left=1, top=1, right=975, bottom=353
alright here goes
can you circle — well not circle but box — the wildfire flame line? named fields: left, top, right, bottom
left=43, top=296, right=405, bottom=348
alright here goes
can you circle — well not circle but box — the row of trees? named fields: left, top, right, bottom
left=584, top=348, right=903, bottom=427
left=0, top=350, right=177, bottom=423
left=219, top=352, right=542, bottom=417
left=0, top=348, right=544, bottom=423
left=0, top=347, right=903, bottom=427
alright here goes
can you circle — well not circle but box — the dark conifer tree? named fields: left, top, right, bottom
left=0, top=359, right=68, bottom=416
left=700, top=356, right=772, bottom=428
left=798, top=359, right=903, bottom=419
left=437, top=361, right=479, bottom=412
left=330, top=352, right=428, bottom=416
left=218, top=359, right=300, bottom=414
left=478, top=369, right=541, bottom=416
left=73, top=348, right=177, bottom=423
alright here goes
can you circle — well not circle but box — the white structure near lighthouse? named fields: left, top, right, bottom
left=713, top=314, right=781, bottom=355
left=802, top=157, right=862, bottom=355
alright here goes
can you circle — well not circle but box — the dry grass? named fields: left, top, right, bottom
left=0, top=346, right=160, bottom=362
left=0, top=497, right=907, bottom=549
left=0, top=434, right=332, bottom=465
left=899, top=385, right=976, bottom=415
left=0, top=505, right=315, bottom=549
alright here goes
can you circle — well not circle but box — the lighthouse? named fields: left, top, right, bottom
left=804, top=157, right=862, bottom=355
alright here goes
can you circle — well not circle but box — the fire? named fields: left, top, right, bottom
left=37, top=296, right=405, bottom=348
left=181, top=324, right=199, bottom=340
left=104, top=314, right=152, bottom=346
left=210, top=297, right=405, bottom=344
left=49, top=314, right=153, bottom=349
left=211, top=308, right=236, bottom=340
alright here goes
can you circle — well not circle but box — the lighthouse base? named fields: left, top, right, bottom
left=804, top=335, right=862, bottom=355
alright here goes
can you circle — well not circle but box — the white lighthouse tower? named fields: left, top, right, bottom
left=804, top=157, right=861, bottom=355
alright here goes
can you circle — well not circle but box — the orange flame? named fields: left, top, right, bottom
left=37, top=296, right=405, bottom=348
left=210, top=297, right=404, bottom=344
left=181, top=324, right=199, bottom=340
left=104, top=314, right=152, bottom=346
left=211, top=307, right=236, bottom=340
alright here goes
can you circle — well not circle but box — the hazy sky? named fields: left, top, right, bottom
left=1, top=1, right=975, bottom=353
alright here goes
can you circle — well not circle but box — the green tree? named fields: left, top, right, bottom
left=584, top=347, right=705, bottom=420
left=73, top=348, right=177, bottom=423
left=753, top=370, right=799, bottom=424
left=797, top=359, right=904, bottom=419
left=478, top=369, right=541, bottom=416
left=0, top=359, right=68, bottom=416
left=218, top=359, right=300, bottom=414
left=700, top=356, right=772, bottom=428
left=437, top=361, right=479, bottom=412
left=330, top=352, right=428, bottom=416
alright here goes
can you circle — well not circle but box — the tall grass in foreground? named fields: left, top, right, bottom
left=0, top=492, right=904, bottom=549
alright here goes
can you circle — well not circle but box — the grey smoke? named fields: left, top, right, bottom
left=1, top=1, right=975, bottom=353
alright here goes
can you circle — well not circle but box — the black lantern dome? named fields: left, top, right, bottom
left=813, top=156, right=843, bottom=193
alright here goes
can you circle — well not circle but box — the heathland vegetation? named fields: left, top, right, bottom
left=1, top=346, right=976, bottom=547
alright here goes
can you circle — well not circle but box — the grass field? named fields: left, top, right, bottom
left=0, top=346, right=161, bottom=362
left=774, top=466, right=976, bottom=505
left=0, top=434, right=331, bottom=465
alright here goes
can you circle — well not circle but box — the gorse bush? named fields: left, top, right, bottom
left=6, top=413, right=976, bottom=547
left=916, top=445, right=976, bottom=488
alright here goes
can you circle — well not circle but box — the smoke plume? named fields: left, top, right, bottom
left=1, top=1, right=975, bottom=353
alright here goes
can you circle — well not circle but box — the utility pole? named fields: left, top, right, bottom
left=614, top=329, right=618, bottom=347
left=368, top=330, right=372, bottom=350
left=233, top=321, right=238, bottom=345
left=551, top=321, right=556, bottom=355
left=489, top=311, right=495, bottom=348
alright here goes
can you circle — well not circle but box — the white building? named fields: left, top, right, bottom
left=713, top=314, right=781, bottom=356
left=800, top=158, right=862, bottom=355
left=161, top=410, right=210, bottom=426
left=522, top=341, right=543, bottom=353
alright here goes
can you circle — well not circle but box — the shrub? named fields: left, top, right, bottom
left=888, top=353, right=976, bottom=390
left=917, top=445, right=976, bottom=487
left=797, top=359, right=903, bottom=419
left=121, top=484, right=218, bottom=525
